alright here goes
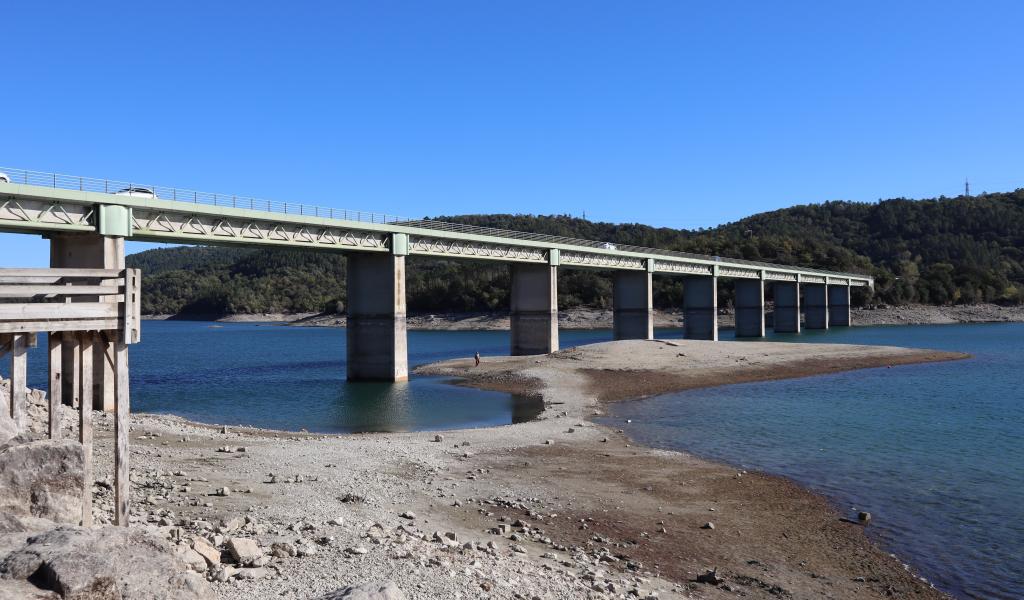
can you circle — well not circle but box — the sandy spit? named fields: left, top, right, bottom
left=14, top=339, right=966, bottom=600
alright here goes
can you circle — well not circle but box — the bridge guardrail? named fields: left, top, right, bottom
left=0, top=167, right=869, bottom=280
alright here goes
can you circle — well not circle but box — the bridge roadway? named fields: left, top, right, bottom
left=1, top=168, right=872, bottom=389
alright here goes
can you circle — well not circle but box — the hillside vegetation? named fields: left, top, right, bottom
left=127, top=191, right=1024, bottom=316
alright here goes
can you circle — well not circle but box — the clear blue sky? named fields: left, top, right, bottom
left=2, top=1, right=1022, bottom=265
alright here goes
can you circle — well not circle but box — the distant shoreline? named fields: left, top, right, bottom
left=140, top=302, right=1024, bottom=330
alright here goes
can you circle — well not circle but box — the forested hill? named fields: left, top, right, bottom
left=127, top=190, right=1024, bottom=316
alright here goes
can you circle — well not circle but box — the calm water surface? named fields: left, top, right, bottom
left=601, top=323, right=1024, bottom=600
left=9, top=321, right=680, bottom=433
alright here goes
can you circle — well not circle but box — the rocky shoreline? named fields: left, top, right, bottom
left=142, top=303, right=1024, bottom=330
left=1, top=339, right=967, bottom=599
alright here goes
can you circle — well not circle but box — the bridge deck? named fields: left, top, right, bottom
left=0, top=167, right=871, bottom=286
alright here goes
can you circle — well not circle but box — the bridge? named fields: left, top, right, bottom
left=1, top=167, right=872, bottom=393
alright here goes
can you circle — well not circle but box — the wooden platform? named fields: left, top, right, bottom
left=1, top=267, right=140, bottom=526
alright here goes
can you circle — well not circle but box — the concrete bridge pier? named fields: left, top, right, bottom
left=510, top=263, right=559, bottom=355
left=613, top=270, right=653, bottom=340
left=829, top=284, right=851, bottom=326
left=346, top=252, right=408, bottom=381
left=772, top=281, right=801, bottom=333
left=49, top=232, right=125, bottom=411
left=804, top=283, right=829, bottom=329
left=734, top=278, right=766, bottom=337
left=683, top=275, right=718, bottom=340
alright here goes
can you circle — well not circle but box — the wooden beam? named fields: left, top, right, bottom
left=0, top=319, right=121, bottom=334
left=0, top=276, right=121, bottom=284
left=0, top=303, right=120, bottom=320
left=114, top=336, right=130, bottom=526
left=79, top=332, right=94, bottom=527
left=123, top=269, right=141, bottom=344
left=48, top=332, right=62, bottom=439
left=0, top=268, right=123, bottom=277
left=61, top=334, right=80, bottom=408
left=0, top=285, right=124, bottom=297
left=10, top=333, right=27, bottom=430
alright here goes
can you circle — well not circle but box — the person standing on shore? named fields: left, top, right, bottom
left=474, top=351, right=481, bottom=367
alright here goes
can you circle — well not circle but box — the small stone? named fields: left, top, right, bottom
left=858, top=511, right=872, bottom=524
left=400, top=511, right=416, bottom=520
left=544, top=440, right=553, bottom=445
left=329, top=517, right=345, bottom=526
left=702, top=522, right=715, bottom=530
left=191, top=536, right=222, bottom=568
left=214, top=487, right=231, bottom=497
left=346, top=546, right=369, bottom=555
left=271, top=542, right=297, bottom=558
left=227, top=537, right=262, bottom=565
left=177, top=547, right=208, bottom=573
left=235, top=567, right=267, bottom=580
left=511, top=544, right=527, bottom=554
left=433, top=434, right=444, bottom=442
left=696, top=568, right=723, bottom=585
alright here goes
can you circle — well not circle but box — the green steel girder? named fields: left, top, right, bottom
left=0, top=182, right=874, bottom=287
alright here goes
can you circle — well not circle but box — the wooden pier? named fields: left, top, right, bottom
left=1, top=267, right=140, bottom=526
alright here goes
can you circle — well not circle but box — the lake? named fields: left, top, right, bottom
left=6, top=321, right=681, bottom=433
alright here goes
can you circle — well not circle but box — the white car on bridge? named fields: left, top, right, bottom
left=115, top=187, right=157, bottom=198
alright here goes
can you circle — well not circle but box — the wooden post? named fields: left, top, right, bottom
left=62, top=335, right=81, bottom=407
left=79, top=332, right=94, bottom=527
left=114, top=335, right=129, bottom=526
left=48, top=332, right=62, bottom=439
left=10, top=333, right=27, bottom=431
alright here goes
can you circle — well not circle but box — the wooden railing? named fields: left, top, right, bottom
left=0, top=268, right=140, bottom=343
left=0, top=267, right=140, bottom=527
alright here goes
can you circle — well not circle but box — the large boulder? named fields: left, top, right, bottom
left=315, top=581, right=407, bottom=600
left=0, top=525, right=211, bottom=599
left=0, top=439, right=84, bottom=523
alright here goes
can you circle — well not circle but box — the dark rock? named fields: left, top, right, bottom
left=0, top=440, right=84, bottom=523
left=0, top=525, right=212, bottom=598
left=316, top=581, right=407, bottom=600
left=696, top=568, right=724, bottom=585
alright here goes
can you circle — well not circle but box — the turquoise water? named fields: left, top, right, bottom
left=601, top=323, right=1024, bottom=600
left=7, top=321, right=680, bottom=433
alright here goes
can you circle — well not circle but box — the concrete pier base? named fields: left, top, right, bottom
left=510, top=264, right=558, bottom=355
left=804, top=283, right=829, bottom=329
left=772, top=281, right=801, bottom=333
left=49, top=233, right=124, bottom=411
left=734, top=279, right=765, bottom=337
left=613, top=271, right=653, bottom=340
left=683, top=275, right=718, bottom=341
left=829, top=285, right=851, bottom=326
left=346, top=253, right=408, bottom=381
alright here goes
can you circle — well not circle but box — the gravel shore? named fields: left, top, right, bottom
left=7, top=338, right=966, bottom=599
